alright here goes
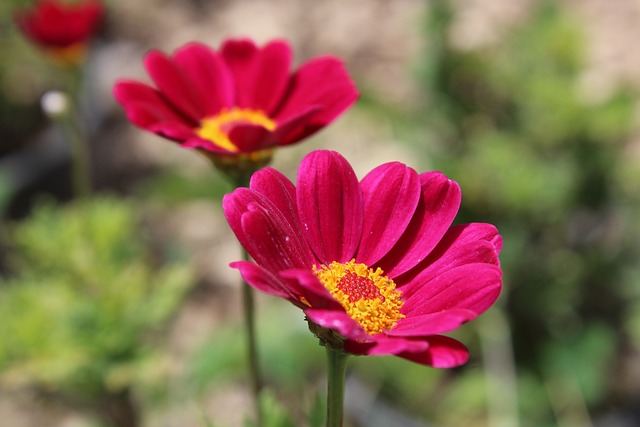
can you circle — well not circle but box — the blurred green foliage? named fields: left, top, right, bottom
left=384, top=0, right=637, bottom=425
left=0, top=197, right=193, bottom=426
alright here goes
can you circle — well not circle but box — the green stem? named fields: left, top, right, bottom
left=59, top=108, right=91, bottom=200
left=231, top=171, right=263, bottom=427
left=325, top=347, right=349, bottom=427
left=241, top=246, right=263, bottom=427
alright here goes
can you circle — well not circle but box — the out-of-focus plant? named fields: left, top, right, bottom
left=0, top=197, right=193, bottom=427
left=407, top=1, right=635, bottom=425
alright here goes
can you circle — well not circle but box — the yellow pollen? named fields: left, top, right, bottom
left=313, top=260, right=405, bottom=335
left=196, top=107, right=276, bottom=152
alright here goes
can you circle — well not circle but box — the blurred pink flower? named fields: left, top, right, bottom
left=114, top=39, right=358, bottom=162
left=223, top=150, right=503, bottom=368
left=14, top=0, right=103, bottom=64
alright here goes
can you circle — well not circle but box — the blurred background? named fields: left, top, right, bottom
left=1, top=0, right=640, bottom=426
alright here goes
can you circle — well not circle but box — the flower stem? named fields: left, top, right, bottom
left=61, top=107, right=91, bottom=200
left=325, top=347, right=349, bottom=427
left=241, top=245, right=263, bottom=427
left=230, top=170, right=263, bottom=427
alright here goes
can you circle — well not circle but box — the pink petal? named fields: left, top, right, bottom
left=296, top=150, right=362, bottom=264
left=180, top=136, right=234, bottom=153
left=387, top=308, right=477, bottom=336
left=232, top=260, right=297, bottom=302
left=305, top=308, right=370, bottom=341
left=398, top=335, right=469, bottom=368
left=269, top=106, right=321, bottom=146
left=356, top=162, right=421, bottom=266
left=250, top=167, right=299, bottom=230
left=148, top=122, right=197, bottom=142
left=379, top=172, right=462, bottom=278
left=144, top=50, right=204, bottom=122
left=399, top=223, right=502, bottom=299
left=279, top=268, right=342, bottom=310
left=220, top=39, right=259, bottom=108
left=113, top=81, right=191, bottom=128
left=223, top=189, right=313, bottom=273
left=172, top=42, right=233, bottom=116
left=344, top=335, right=429, bottom=356
left=402, top=263, right=502, bottom=316
left=248, top=40, right=292, bottom=113
left=274, top=57, right=358, bottom=143
left=227, top=123, right=271, bottom=152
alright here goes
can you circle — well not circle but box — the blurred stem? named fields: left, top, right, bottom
left=231, top=170, right=263, bottom=427
left=543, top=369, right=593, bottom=427
left=325, top=347, right=348, bottom=427
left=241, top=245, right=263, bottom=427
left=478, top=306, right=520, bottom=427
left=58, top=105, right=91, bottom=200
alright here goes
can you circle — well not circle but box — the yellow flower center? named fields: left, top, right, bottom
left=313, top=260, right=405, bottom=335
left=47, top=42, right=87, bottom=67
left=196, top=107, right=276, bottom=152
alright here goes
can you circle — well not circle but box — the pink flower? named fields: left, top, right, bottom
left=113, top=39, right=358, bottom=161
left=14, top=0, right=103, bottom=63
left=223, top=150, right=503, bottom=368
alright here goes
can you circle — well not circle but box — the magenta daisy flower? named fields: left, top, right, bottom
left=14, top=0, right=104, bottom=64
left=223, top=150, right=503, bottom=368
left=113, top=39, right=358, bottom=171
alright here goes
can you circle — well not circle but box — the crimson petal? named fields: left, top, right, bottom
left=296, top=150, right=362, bottom=264
left=379, top=172, right=461, bottom=278
left=113, top=81, right=190, bottom=128
left=232, top=260, right=296, bottom=301
left=223, top=189, right=312, bottom=273
left=220, top=39, right=259, bottom=108
left=172, top=42, right=233, bottom=116
left=356, top=162, right=420, bottom=266
left=250, top=167, right=299, bottom=230
left=227, top=124, right=272, bottom=152
left=399, top=223, right=502, bottom=299
left=143, top=51, right=206, bottom=122
left=388, top=308, right=477, bottom=336
left=248, top=40, right=292, bottom=113
left=274, top=57, right=358, bottom=143
left=403, top=263, right=502, bottom=316
left=398, top=335, right=469, bottom=368
left=305, top=309, right=370, bottom=342
left=344, top=335, right=429, bottom=356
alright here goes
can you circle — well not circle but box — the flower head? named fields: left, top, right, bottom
left=14, top=0, right=104, bottom=64
left=223, top=150, right=503, bottom=368
left=113, top=39, right=358, bottom=175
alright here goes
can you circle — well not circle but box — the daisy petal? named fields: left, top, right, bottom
left=388, top=308, right=477, bottom=336
left=223, top=189, right=312, bottom=273
left=399, top=223, right=502, bottom=300
left=250, top=167, right=300, bottom=231
left=144, top=50, right=203, bottom=121
left=173, top=42, right=233, bottom=115
left=296, top=150, right=362, bottom=264
left=344, top=335, right=429, bottom=356
left=113, top=81, right=190, bottom=128
left=274, top=57, right=358, bottom=142
left=249, top=40, right=292, bottom=113
left=379, top=172, right=461, bottom=278
left=356, top=162, right=421, bottom=266
left=232, top=260, right=295, bottom=301
left=305, top=309, right=370, bottom=341
left=398, top=335, right=469, bottom=368
left=403, top=264, right=502, bottom=316
left=227, top=124, right=272, bottom=152
left=220, top=38, right=259, bottom=107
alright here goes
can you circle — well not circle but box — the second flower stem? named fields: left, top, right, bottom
left=241, top=246, right=263, bottom=427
